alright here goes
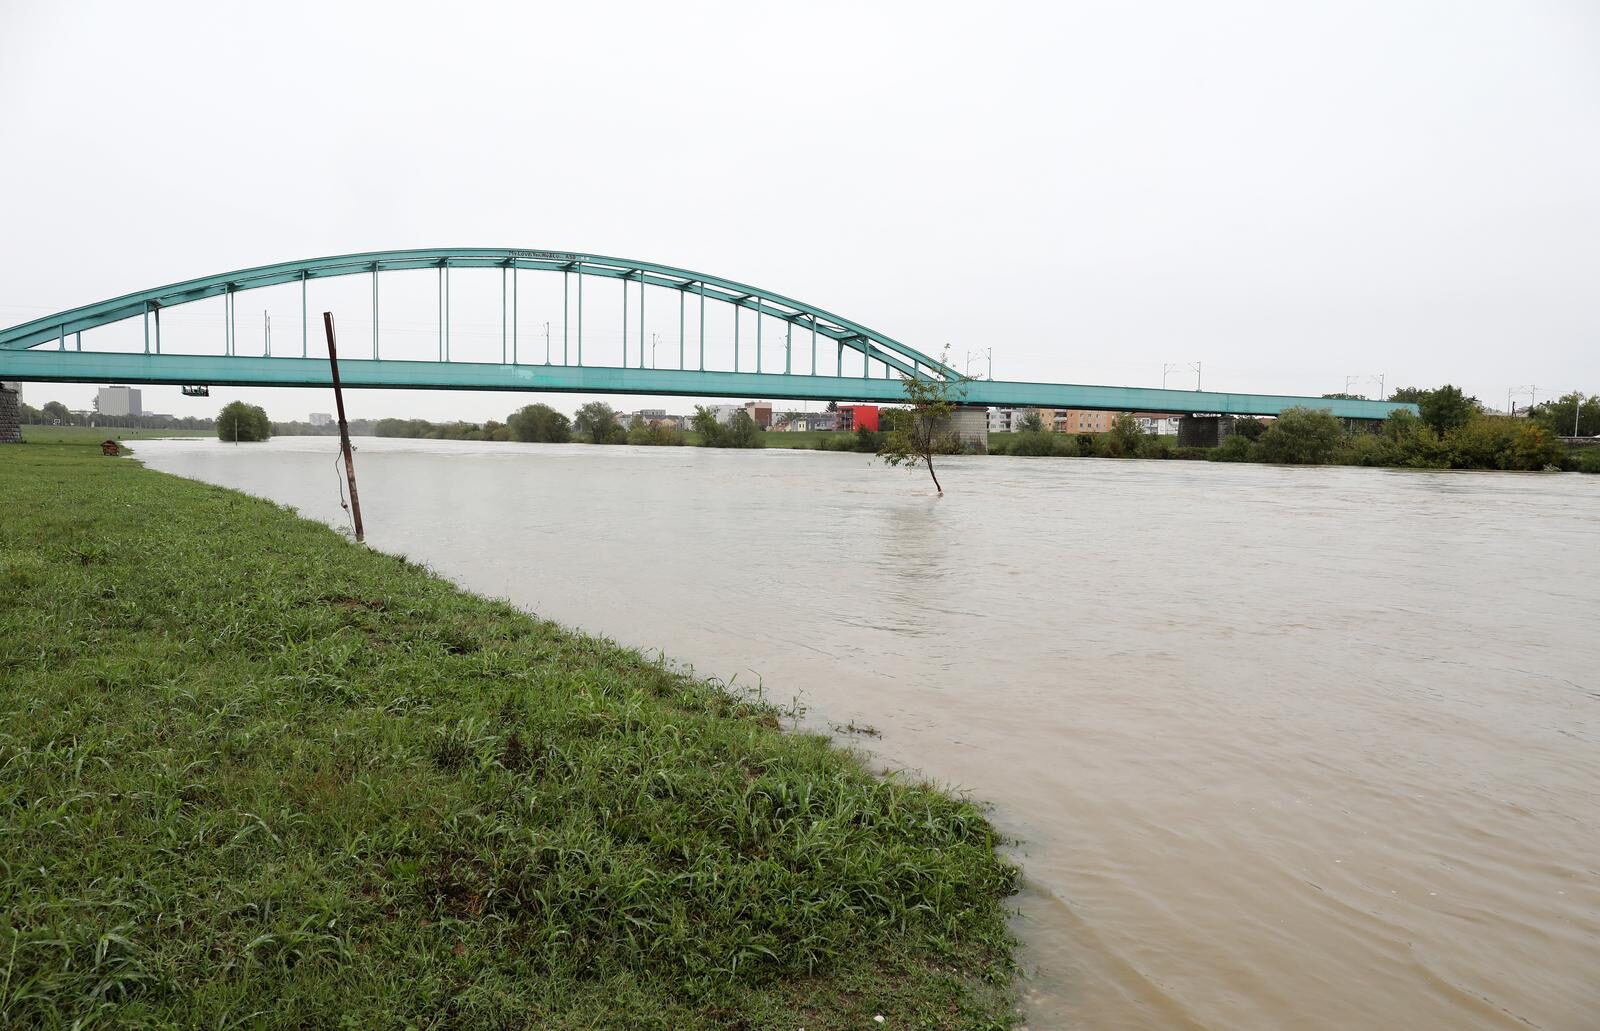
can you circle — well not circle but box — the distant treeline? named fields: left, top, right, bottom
left=83, top=381, right=1587, bottom=475
left=19, top=400, right=213, bottom=431
left=991, top=387, right=1598, bottom=473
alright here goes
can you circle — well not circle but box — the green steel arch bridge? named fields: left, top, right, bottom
left=0, top=248, right=1408, bottom=420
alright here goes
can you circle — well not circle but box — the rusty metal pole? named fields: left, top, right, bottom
left=323, top=312, right=365, bottom=543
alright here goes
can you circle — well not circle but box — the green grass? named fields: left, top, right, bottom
left=15, top=426, right=202, bottom=446
left=758, top=431, right=840, bottom=449
left=0, top=445, right=1019, bottom=1029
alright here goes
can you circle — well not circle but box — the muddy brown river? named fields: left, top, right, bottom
left=137, top=437, right=1600, bottom=1029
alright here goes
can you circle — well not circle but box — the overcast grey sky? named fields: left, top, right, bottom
left=3, top=0, right=1597, bottom=422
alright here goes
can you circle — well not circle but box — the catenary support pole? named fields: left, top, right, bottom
left=323, top=312, right=365, bottom=544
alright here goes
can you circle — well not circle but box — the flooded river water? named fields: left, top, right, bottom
left=137, top=437, right=1600, bottom=1029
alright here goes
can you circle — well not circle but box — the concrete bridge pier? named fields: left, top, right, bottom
left=0, top=382, right=21, bottom=443
left=1177, top=415, right=1235, bottom=449
left=950, top=404, right=989, bottom=452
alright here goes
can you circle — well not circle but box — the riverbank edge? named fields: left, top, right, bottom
left=0, top=442, right=1020, bottom=1029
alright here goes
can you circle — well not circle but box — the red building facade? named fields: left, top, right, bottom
left=835, top=405, right=880, bottom=432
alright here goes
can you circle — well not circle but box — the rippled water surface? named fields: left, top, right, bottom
left=137, top=437, right=1600, bottom=1029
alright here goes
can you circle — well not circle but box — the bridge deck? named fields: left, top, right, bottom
left=0, top=350, right=1412, bottom=420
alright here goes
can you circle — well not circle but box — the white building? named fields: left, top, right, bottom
left=309, top=412, right=333, bottom=427
left=708, top=403, right=741, bottom=425
left=1133, top=413, right=1181, bottom=436
left=96, top=385, right=142, bottom=417
left=988, top=407, right=1031, bottom=432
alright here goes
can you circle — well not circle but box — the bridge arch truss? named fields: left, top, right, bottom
left=0, top=247, right=959, bottom=382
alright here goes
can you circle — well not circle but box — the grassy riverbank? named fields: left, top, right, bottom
left=17, top=425, right=202, bottom=445
left=0, top=444, right=1018, bottom=1028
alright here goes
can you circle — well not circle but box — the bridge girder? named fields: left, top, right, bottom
left=0, top=349, right=1416, bottom=420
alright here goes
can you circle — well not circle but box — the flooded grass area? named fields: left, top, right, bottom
left=0, top=444, right=1019, bottom=1028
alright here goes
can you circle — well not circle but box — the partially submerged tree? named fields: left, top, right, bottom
left=573, top=401, right=621, bottom=445
left=507, top=403, right=571, bottom=443
left=880, top=356, right=966, bottom=494
left=216, top=401, right=271, bottom=442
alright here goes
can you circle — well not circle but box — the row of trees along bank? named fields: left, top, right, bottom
left=235, top=383, right=1600, bottom=473
left=987, top=386, right=1597, bottom=473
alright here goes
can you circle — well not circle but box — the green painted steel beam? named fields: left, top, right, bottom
left=0, top=247, right=959, bottom=379
left=0, top=349, right=1417, bottom=420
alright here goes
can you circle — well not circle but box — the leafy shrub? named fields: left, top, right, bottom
left=1338, top=433, right=1392, bottom=467
left=1499, top=423, right=1565, bottom=470
left=626, top=421, right=685, bottom=446
left=1231, top=417, right=1267, bottom=441
left=692, top=409, right=764, bottom=449
left=1137, top=435, right=1174, bottom=460
left=508, top=404, right=571, bottom=443
left=1008, top=431, right=1058, bottom=457
left=1254, top=406, right=1343, bottom=464
left=1439, top=416, right=1563, bottom=470
left=1209, top=434, right=1255, bottom=462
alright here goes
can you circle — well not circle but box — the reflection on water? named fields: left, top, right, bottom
left=138, top=437, right=1600, bottom=1030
